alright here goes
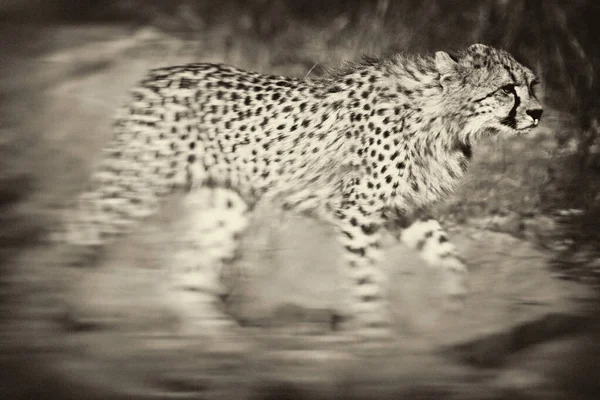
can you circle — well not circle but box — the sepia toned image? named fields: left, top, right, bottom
left=1, top=1, right=599, bottom=399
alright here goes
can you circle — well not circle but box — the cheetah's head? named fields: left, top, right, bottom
left=435, top=43, right=542, bottom=141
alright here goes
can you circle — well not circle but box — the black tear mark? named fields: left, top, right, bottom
left=416, top=239, right=426, bottom=250
left=439, top=235, right=448, bottom=243
left=500, top=65, right=520, bottom=128
left=500, top=89, right=520, bottom=129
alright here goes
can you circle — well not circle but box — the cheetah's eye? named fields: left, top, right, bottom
left=530, top=79, right=540, bottom=96
left=500, top=84, right=515, bottom=95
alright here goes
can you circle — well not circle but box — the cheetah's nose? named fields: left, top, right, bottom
left=526, top=109, right=543, bottom=125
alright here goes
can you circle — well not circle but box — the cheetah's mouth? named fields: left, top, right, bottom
left=500, top=113, right=540, bottom=132
left=501, top=118, right=538, bottom=134
left=492, top=121, right=536, bottom=137
left=515, top=121, right=540, bottom=133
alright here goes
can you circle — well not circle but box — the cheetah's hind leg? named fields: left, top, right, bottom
left=333, top=204, right=396, bottom=350
left=164, top=186, right=251, bottom=346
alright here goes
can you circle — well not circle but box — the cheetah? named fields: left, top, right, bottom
left=56, top=44, right=542, bottom=343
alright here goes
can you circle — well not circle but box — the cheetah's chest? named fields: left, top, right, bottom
left=402, top=147, right=470, bottom=207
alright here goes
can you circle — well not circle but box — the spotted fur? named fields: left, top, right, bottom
left=58, top=44, right=542, bottom=343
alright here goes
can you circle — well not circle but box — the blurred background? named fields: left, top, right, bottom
left=1, top=1, right=600, bottom=399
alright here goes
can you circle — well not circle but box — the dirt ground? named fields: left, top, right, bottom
left=1, top=24, right=598, bottom=400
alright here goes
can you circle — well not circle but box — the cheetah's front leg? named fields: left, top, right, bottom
left=334, top=205, right=393, bottom=341
left=388, top=209, right=468, bottom=310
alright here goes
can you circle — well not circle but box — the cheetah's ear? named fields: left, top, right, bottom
left=435, top=51, right=460, bottom=88
left=435, top=51, right=459, bottom=75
